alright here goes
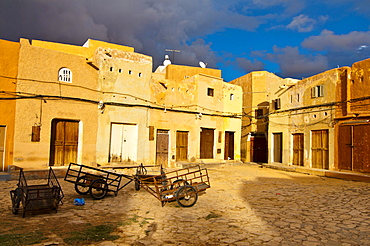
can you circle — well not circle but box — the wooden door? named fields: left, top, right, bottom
left=50, top=119, right=79, bottom=166
left=292, top=133, right=304, bottom=166
left=156, top=130, right=169, bottom=166
left=338, top=125, right=352, bottom=170
left=0, top=126, right=5, bottom=171
left=224, top=131, right=234, bottom=160
left=353, top=125, right=370, bottom=172
left=338, top=124, right=370, bottom=172
left=176, top=131, right=188, bottom=161
left=311, top=130, right=329, bottom=169
left=200, top=128, right=214, bottom=159
left=251, top=136, right=267, bottom=163
left=273, top=133, right=282, bottom=163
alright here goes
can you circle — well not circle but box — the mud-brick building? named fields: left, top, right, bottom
left=0, top=40, right=19, bottom=171
left=151, top=64, right=242, bottom=167
left=229, top=71, right=281, bottom=163
left=0, top=38, right=242, bottom=171
left=268, top=68, right=349, bottom=170
left=335, top=58, right=370, bottom=172
left=0, top=38, right=117, bottom=171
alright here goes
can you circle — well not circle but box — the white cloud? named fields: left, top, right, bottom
left=302, top=30, right=370, bottom=52
left=286, top=14, right=328, bottom=32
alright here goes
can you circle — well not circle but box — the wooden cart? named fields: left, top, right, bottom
left=10, top=168, right=64, bottom=218
left=134, top=165, right=210, bottom=207
left=64, top=163, right=137, bottom=199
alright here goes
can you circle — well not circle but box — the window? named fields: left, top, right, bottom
left=31, top=126, right=40, bottom=142
left=207, top=88, right=214, bottom=97
left=273, top=98, right=281, bottom=110
left=255, top=109, right=264, bottom=118
left=230, top=94, right=234, bottom=100
left=312, top=85, right=324, bottom=98
left=58, top=68, right=72, bottom=83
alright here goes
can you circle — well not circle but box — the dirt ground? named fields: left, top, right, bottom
left=1, top=164, right=370, bottom=246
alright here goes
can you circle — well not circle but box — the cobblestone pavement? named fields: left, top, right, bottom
left=1, top=164, right=370, bottom=246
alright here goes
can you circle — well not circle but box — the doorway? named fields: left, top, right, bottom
left=176, top=131, right=188, bottom=161
left=273, top=133, right=282, bottom=163
left=292, top=133, right=304, bottom=166
left=338, top=124, right=370, bottom=172
left=0, top=126, right=5, bottom=171
left=250, top=134, right=267, bottom=163
left=49, top=119, right=79, bottom=166
left=224, top=131, right=234, bottom=160
left=109, top=123, right=138, bottom=163
left=311, top=130, right=329, bottom=169
left=200, top=128, right=214, bottom=159
left=156, top=130, right=169, bottom=167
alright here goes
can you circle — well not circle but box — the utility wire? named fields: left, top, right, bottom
left=0, top=74, right=238, bottom=115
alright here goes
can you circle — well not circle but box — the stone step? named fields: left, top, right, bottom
left=0, top=172, right=10, bottom=181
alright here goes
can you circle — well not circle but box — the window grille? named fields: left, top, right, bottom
left=58, top=68, right=72, bottom=83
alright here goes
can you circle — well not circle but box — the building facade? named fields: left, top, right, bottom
left=230, top=71, right=281, bottom=163
left=0, top=40, right=19, bottom=171
left=335, top=58, right=370, bottom=172
left=0, top=38, right=242, bottom=170
left=268, top=68, right=348, bottom=170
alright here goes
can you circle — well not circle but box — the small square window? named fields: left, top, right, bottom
left=274, top=98, right=281, bottom=110
left=255, top=109, right=264, bottom=118
left=312, top=85, right=324, bottom=98
left=207, top=88, right=214, bottom=97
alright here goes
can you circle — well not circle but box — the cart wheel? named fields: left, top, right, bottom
left=135, top=179, right=140, bottom=190
left=171, top=179, right=189, bottom=190
left=176, top=185, right=198, bottom=207
left=10, top=188, right=22, bottom=215
left=75, top=176, right=90, bottom=195
left=89, top=179, right=108, bottom=200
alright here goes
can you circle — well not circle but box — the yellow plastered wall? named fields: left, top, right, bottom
left=165, top=64, right=221, bottom=82
left=31, top=39, right=134, bottom=58
left=0, top=39, right=19, bottom=171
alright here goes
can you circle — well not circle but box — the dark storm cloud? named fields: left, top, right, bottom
left=0, top=1, right=108, bottom=44
left=236, top=57, right=265, bottom=73
left=0, top=0, right=262, bottom=70
left=266, top=46, right=329, bottom=78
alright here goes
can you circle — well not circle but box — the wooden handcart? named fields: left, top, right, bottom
left=134, top=165, right=211, bottom=207
left=64, top=163, right=138, bottom=199
left=10, top=167, right=64, bottom=218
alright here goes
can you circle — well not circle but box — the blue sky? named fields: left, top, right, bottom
left=1, top=0, right=370, bottom=81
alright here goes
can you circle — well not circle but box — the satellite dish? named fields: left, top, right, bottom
left=163, top=55, right=171, bottom=66
left=199, top=61, right=207, bottom=68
